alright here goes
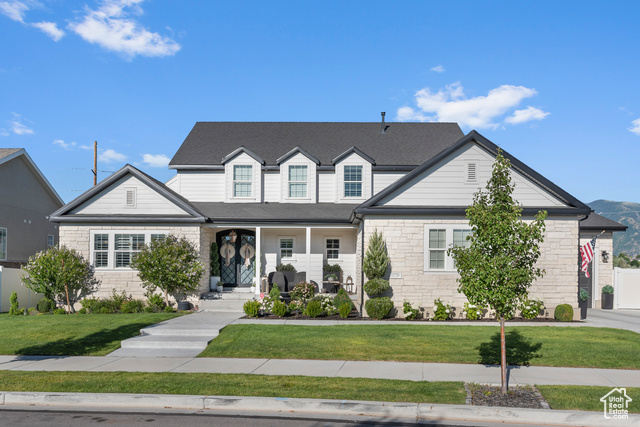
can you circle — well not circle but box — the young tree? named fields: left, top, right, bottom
left=448, top=151, right=547, bottom=394
left=21, top=245, right=99, bottom=311
left=131, top=235, right=205, bottom=306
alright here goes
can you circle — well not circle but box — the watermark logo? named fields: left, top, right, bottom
left=600, top=388, right=632, bottom=420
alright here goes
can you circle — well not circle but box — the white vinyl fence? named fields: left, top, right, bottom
left=613, top=267, right=640, bottom=309
left=0, top=266, right=43, bottom=312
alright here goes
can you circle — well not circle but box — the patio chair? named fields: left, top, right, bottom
left=293, top=271, right=306, bottom=286
left=271, top=272, right=291, bottom=302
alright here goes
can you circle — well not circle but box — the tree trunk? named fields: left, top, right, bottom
left=164, top=288, right=169, bottom=307
left=500, top=315, right=507, bottom=394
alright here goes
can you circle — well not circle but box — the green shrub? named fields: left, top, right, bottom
left=290, top=282, right=315, bottom=303
left=602, top=285, right=614, bottom=295
left=164, top=305, right=175, bottom=313
left=37, top=298, right=54, bottom=313
left=145, top=288, right=166, bottom=311
left=243, top=300, right=261, bottom=318
left=121, top=300, right=145, bottom=313
left=324, top=273, right=338, bottom=281
left=143, top=306, right=154, bottom=313
left=27, top=307, right=37, bottom=315
left=9, top=292, right=20, bottom=315
left=403, top=300, right=421, bottom=320
left=463, top=302, right=484, bottom=320
left=272, top=300, right=288, bottom=317
left=520, top=299, right=544, bottom=319
left=333, top=288, right=353, bottom=311
left=99, top=306, right=112, bottom=314
left=323, top=263, right=342, bottom=273
left=304, top=300, right=323, bottom=317
left=363, top=229, right=389, bottom=280
left=363, top=278, right=389, bottom=296
left=339, top=302, right=352, bottom=318
left=288, top=300, right=304, bottom=314
left=276, top=263, right=296, bottom=272
left=579, top=289, right=589, bottom=302
left=78, top=307, right=87, bottom=314
left=313, top=295, right=337, bottom=316
left=53, top=308, right=67, bottom=315
left=365, top=297, right=393, bottom=320
left=554, top=304, right=573, bottom=322
left=433, top=298, right=452, bottom=321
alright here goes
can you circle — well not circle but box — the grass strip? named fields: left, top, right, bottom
left=0, top=313, right=181, bottom=356
left=0, top=371, right=466, bottom=404
left=199, top=324, right=640, bottom=369
left=538, top=385, right=639, bottom=413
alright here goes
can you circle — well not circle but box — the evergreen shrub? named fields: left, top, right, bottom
left=554, top=304, right=573, bottom=322
left=365, top=297, right=393, bottom=320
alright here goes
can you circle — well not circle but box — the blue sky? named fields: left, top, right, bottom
left=2, top=0, right=639, bottom=204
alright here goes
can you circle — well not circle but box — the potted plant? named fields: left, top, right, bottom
left=601, top=285, right=614, bottom=309
left=209, top=241, right=221, bottom=291
left=578, top=289, right=589, bottom=320
left=323, top=263, right=343, bottom=283
left=217, top=281, right=224, bottom=293
left=250, top=277, right=256, bottom=293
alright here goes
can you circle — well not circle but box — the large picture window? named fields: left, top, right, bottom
left=233, top=165, right=253, bottom=197
left=344, top=165, right=362, bottom=197
left=288, top=165, right=308, bottom=198
left=91, top=231, right=166, bottom=269
left=424, top=226, right=471, bottom=271
left=0, top=228, right=6, bottom=261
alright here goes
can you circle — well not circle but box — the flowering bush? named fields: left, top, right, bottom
left=403, top=300, right=422, bottom=320
left=463, top=302, right=484, bottom=320
left=314, top=295, right=337, bottom=316
left=520, top=299, right=544, bottom=319
left=290, top=282, right=315, bottom=303
left=288, top=300, right=304, bottom=314
left=433, top=298, right=452, bottom=320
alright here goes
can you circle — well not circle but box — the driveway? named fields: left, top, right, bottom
left=585, top=308, right=640, bottom=334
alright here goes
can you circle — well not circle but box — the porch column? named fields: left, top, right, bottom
left=255, top=226, right=261, bottom=295
left=306, top=227, right=311, bottom=277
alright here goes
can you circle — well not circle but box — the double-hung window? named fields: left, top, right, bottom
left=425, top=227, right=472, bottom=271
left=279, top=237, right=294, bottom=259
left=0, top=228, right=6, bottom=261
left=288, top=165, right=307, bottom=198
left=326, top=238, right=340, bottom=260
left=344, top=165, right=362, bottom=198
left=47, top=234, right=55, bottom=248
left=94, top=233, right=109, bottom=268
left=92, top=231, right=166, bottom=269
left=233, top=165, right=253, bottom=197
left=115, top=234, right=145, bottom=268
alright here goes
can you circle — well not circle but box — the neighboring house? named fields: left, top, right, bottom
left=49, top=121, right=625, bottom=318
left=0, top=148, right=64, bottom=267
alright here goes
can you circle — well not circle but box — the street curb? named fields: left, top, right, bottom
left=1, top=391, right=639, bottom=426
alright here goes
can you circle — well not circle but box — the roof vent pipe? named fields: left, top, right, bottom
left=380, top=112, right=386, bottom=134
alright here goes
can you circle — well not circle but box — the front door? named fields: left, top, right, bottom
left=217, top=229, right=256, bottom=287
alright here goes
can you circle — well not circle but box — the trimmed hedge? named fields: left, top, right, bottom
left=363, top=278, right=390, bottom=296
left=554, top=304, right=573, bottom=322
left=365, top=297, right=393, bottom=320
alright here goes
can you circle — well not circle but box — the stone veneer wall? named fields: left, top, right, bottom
left=361, top=216, right=581, bottom=320
left=580, top=231, right=613, bottom=308
left=59, top=224, right=209, bottom=303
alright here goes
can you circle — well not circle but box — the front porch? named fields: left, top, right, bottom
left=202, top=224, right=359, bottom=296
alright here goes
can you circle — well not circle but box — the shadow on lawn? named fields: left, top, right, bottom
left=15, top=323, right=150, bottom=356
left=477, top=329, right=542, bottom=367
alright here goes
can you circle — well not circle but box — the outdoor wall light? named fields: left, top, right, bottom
left=228, top=230, right=237, bottom=243
left=602, top=250, right=609, bottom=263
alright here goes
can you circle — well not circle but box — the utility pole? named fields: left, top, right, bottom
left=92, top=141, right=97, bottom=186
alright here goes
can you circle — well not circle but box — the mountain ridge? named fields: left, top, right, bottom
left=588, top=199, right=640, bottom=257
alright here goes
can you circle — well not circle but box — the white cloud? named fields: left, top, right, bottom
left=53, top=139, right=76, bottom=149
left=32, top=21, right=65, bottom=41
left=629, top=118, right=640, bottom=136
left=68, top=0, right=181, bottom=58
left=396, top=82, right=549, bottom=129
left=0, top=0, right=29, bottom=23
left=9, top=112, right=34, bottom=135
left=99, top=148, right=127, bottom=163
left=505, top=106, right=550, bottom=124
left=141, top=153, right=170, bottom=168
left=79, top=144, right=93, bottom=150
left=430, top=65, right=445, bottom=73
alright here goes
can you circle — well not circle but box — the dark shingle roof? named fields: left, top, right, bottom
left=580, top=213, right=627, bottom=232
left=192, top=202, right=358, bottom=224
left=0, top=148, right=21, bottom=160
left=169, top=122, right=464, bottom=168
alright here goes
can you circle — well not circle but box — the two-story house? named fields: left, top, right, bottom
left=49, top=120, right=623, bottom=316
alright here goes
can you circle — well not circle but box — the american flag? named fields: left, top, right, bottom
left=580, top=236, right=598, bottom=278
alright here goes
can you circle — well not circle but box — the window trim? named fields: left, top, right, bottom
left=288, top=165, right=308, bottom=198
left=0, top=227, right=6, bottom=261
left=324, top=236, right=341, bottom=261
left=424, top=226, right=472, bottom=272
left=343, top=165, right=363, bottom=198
left=278, top=236, right=296, bottom=261
left=233, top=164, right=254, bottom=198
left=90, top=230, right=168, bottom=270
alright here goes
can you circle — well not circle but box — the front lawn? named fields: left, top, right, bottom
left=199, top=324, right=640, bottom=369
left=0, top=312, right=181, bottom=356
left=539, top=385, right=639, bottom=413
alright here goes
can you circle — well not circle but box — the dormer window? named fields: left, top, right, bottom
left=233, top=165, right=253, bottom=197
left=288, top=165, right=307, bottom=198
left=344, top=165, right=363, bottom=197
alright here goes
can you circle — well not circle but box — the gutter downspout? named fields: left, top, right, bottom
left=358, top=215, right=365, bottom=317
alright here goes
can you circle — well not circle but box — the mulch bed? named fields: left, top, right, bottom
left=242, top=312, right=562, bottom=322
left=466, top=384, right=551, bottom=409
